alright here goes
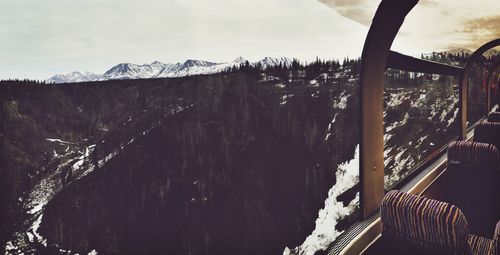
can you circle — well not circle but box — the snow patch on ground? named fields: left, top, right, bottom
left=281, top=94, right=294, bottom=105
left=46, top=138, right=73, bottom=144
left=283, top=145, right=360, bottom=255
left=384, top=148, right=414, bottom=187
left=447, top=108, right=459, bottom=127
left=416, top=135, right=428, bottom=148
left=384, top=133, right=393, bottom=144
left=440, top=96, right=458, bottom=122
left=324, top=113, right=338, bottom=141
left=386, top=112, right=409, bottom=133
left=386, top=91, right=409, bottom=108
left=429, top=99, right=441, bottom=121
left=410, top=92, right=426, bottom=108
left=31, top=214, right=47, bottom=246
left=333, top=92, right=349, bottom=109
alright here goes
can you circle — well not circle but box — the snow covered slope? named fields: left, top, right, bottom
left=257, top=56, right=292, bottom=69
left=47, top=71, right=102, bottom=84
left=103, top=61, right=169, bottom=80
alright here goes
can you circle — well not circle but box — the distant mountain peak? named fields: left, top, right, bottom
left=257, top=56, right=292, bottom=68
left=233, top=57, right=247, bottom=63
left=181, top=59, right=216, bottom=68
left=47, top=71, right=102, bottom=84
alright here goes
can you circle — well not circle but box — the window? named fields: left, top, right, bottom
left=383, top=69, right=459, bottom=188
left=467, top=62, right=488, bottom=127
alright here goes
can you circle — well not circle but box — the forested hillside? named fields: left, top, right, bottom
left=0, top=52, right=476, bottom=255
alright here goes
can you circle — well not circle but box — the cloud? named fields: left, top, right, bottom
left=453, top=15, right=500, bottom=50
left=318, top=0, right=377, bottom=26
left=317, top=0, right=500, bottom=55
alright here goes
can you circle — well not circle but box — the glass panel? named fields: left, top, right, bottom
left=384, top=69, right=459, bottom=188
left=486, top=47, right=500, bottom=109
left=491, top=67, right=500, bottom=109
left=467, top=62, right=488, bottom=126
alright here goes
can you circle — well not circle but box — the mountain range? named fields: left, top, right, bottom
left=47, top=57, right=293, bottom=84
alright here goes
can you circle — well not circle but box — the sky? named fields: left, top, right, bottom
left=0, top=0, right=498, bottom=80
left=321, top=0, right=500, bottom=52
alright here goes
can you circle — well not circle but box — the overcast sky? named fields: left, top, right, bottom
left=0, top=0, right=498, bottom=80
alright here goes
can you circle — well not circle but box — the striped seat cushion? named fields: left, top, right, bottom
left=445, top=141, right=500, bottom=236
left=495, top=221, right=500, bottom=254
left=381, top=190, right=471, bottom=253
left=447, top=141, right=499, bottom=168
left=488, top=112, right=500, bottom=123
left=468, top=234, right=495, bottom=255
left=474, top=121, right=500, bottom=151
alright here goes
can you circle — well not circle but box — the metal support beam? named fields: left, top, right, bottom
left=359, top=0, right=418, bottom=218
left=459, top=73, right=468, bottom=139
left=387, top=51, right=463, bottom=76
left=487, top=67, right=491, bottom=113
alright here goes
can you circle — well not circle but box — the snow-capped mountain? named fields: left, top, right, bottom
left=46, top=57, right=292, bottom=84
left=233, top=56, right=247, bottom=64
left=155, top=59, right=220, bottom=78
left=257, top=57, right=293, bottom=69
left=47, top=71, right=102, bottom=84
left=103, top=61, right=169, bottom=80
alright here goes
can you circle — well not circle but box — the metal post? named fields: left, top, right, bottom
left=359, top=0, right=418, bottom=218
